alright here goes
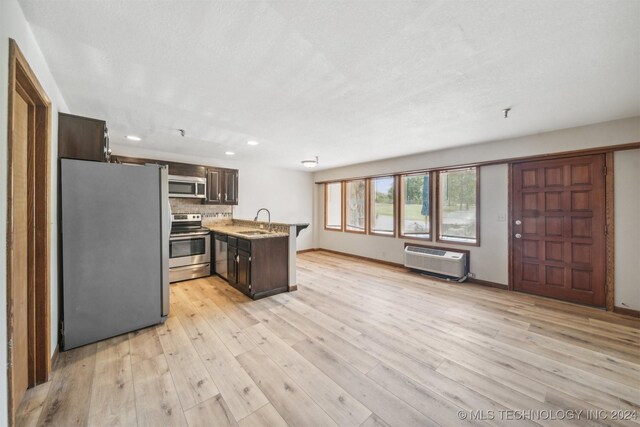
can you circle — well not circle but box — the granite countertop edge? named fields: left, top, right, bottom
left=206, top=225, right=290, bottom=240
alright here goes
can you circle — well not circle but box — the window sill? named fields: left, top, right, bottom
left=437, top=237, right=479, bottom=247
left=369, top=231, right=396, bottom=238
left=400, top=234, right=432, bottom=241
left=324, top=226, right=343, bottom=232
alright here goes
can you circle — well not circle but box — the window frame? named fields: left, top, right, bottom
left=324, top=182, right=343, bottom=231
left=367, top=176, right=398, bottom=237
left=435, top=167, right=481, bottom=246
left=344, top=179, right=368, bottom=234
left=398, top=171, right=433, bottom=241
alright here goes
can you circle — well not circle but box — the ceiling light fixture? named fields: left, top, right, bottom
left=301, top=156, right=319, bottom=168
left=225, top=151, right=235, bottom=156
left=247, top=140, right=259, bottom=146
left=125, top=135, right=141, bottom=141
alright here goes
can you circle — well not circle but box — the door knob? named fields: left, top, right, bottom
left=515, top=233, right=522, bottom=239
left=515, top=220, right=522, bottom=225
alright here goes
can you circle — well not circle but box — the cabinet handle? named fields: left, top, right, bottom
left=218, top=193, right=221, bottom=200
left=225, top=193, right=227, bottom=201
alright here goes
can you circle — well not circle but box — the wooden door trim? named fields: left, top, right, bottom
left=507, top=153, right=614, bottom=308
left=604, top=152, right=614, bottom=311
left=6, top=38, right=52, bottom=425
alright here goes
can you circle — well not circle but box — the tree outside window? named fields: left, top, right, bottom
left=438, top=168, right=478, bottom=243
left=346, top=179, right=366, bottom=232
left=401, top=173, right=430, bottom=238
left=370, top=176, right=395, bottom=235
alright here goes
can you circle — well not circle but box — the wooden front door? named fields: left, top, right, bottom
left=512, top=155, right=606, bottom=306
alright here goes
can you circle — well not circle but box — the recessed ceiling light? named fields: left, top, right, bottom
left=125, top=135, right=141, bottom=141
left=301, top=156, right=319, bottom=168
left=225, top=151, right=235, bottom=156
left=247, top=140, right=259, bottom=146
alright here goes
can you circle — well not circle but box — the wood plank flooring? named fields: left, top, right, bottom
left=17, top=250, right=640, bottom=426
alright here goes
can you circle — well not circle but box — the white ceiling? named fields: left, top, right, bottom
left=18, top=0, right=640, bottom=170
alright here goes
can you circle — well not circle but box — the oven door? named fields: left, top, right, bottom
left=169, top=233, right=211, bottom=268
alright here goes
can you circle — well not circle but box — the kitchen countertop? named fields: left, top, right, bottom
left=207, top=224, right=289, bottom=240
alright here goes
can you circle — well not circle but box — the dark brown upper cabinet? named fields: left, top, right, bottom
left=223, top=169, right=238, bottom=204
left=58, top=113, right=109, bottom=162
left=206, top=167, right=238, bottom=205
left=206, top=168, right=222, bottom=203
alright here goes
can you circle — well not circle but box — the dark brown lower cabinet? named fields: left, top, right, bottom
left=237, top=250, right=251, bottom=291
left=227, top=235, right=288, bottom=299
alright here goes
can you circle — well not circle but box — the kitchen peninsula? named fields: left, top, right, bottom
left=209, top=219, right=307, bottom=300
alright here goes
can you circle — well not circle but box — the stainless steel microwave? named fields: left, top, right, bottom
left=168, top=175, right=206, bottom=199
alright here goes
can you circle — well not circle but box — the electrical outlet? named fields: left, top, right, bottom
left=468, top=272, right=476, bottom=278
left=497, top=214, right=506, bottom=222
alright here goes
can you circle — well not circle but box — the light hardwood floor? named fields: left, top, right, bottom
left=17, top=251, right=640, bottom=426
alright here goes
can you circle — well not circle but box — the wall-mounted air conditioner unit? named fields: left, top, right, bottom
left=404, top=246, right=468, bottom=281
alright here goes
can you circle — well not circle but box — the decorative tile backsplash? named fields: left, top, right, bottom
left=169, top=198, right=233, bottom=226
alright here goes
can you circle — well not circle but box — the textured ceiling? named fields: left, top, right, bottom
left=18, top=0, right=640, bottom=170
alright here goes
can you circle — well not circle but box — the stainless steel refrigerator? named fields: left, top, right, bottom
left=60, top=159, right=170, bottom=350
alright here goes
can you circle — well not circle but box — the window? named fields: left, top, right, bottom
left=369, top=176, right=395, bottom=236
left=324, top=182, right=342, bottom=230
left=345, top=179, right=366, bottom=232
left=400, top=172, right=431, bottom=238
left=437, top=167, right=479, bottom=244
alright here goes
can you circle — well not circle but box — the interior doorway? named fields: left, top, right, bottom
left=510, top=154, right=607, bottom=307
left=6, top=39, right=52, bottom=423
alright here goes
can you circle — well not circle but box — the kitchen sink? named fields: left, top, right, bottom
left=238, top=230, right=271, bottom=235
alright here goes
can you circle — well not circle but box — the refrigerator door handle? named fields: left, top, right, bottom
left=160, top=165, right=170, bottom=319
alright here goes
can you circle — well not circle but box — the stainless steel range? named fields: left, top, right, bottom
left=169, top=213, right=211, bottom=283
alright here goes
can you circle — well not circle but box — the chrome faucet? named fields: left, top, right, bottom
left=254, top=208, right=271, bottom=230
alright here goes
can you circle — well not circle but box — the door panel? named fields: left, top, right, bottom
left=206, top=169, right=221, bottom=203
left=512, top=155, right=606, bottom=306
left=223, top=170, right=238, bottom=204
left=12, top=90, right=30, bottom=407
left=237, top=250, right=251, bottom=291
left=227, top=247, right=237, bottom=284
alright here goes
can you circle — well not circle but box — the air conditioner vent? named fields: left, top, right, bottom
left=407, top=247, right=447, bottom=256
left=404, top=246, right=468, bottom=280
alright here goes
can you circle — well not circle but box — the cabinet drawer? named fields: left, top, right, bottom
left=237, top=238, right=251, bottom=252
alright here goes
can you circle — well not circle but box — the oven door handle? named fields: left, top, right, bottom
left=170, top=231, right=211, bottom=238
left=170, top=263, right=210, bottom=272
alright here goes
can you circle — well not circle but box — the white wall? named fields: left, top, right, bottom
left=314, top=117, right=640, bottom=309
left=0, top=0, right=68, bottom=422
left=313, top=116, right=640, bottom=182
left=109, top=146, right=315, bottom=250
left=317, top=164, right=509, bottom=283
left=614, top=149, right=640, bottom=310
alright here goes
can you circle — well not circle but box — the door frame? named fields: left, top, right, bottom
left=6, top=38, right=52, bottom=423
left=508, top=151, right=615, bottom=310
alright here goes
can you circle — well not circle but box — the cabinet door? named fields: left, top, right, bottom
left=237, top=250, right=251, bottom=291
left=206, top=168, right=222, bottom=204
left=223, top=170, right=239, bottom=205
left=58, top=113, right=107, bottom=162
left=227, top=247, right=237, bottom=284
